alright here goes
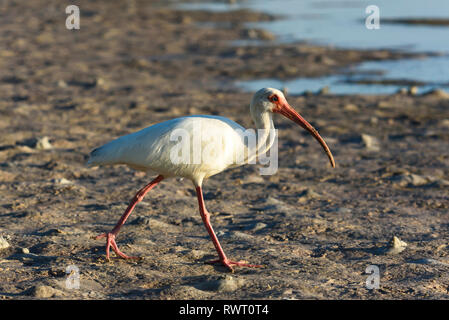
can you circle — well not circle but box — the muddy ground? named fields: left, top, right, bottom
left=0, top=0, right=448, bottom=300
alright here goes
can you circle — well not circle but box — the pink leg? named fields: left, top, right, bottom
left=195, top=186, right=262, bottom=272
left=95, top=175, right=164, bottom=261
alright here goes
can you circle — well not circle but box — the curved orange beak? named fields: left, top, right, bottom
left=273, top=99, right=336, bottom=168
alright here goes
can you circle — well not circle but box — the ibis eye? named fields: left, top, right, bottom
left=269, top=95, right=278, bottom=102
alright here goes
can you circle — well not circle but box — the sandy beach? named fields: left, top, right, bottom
left=0, top=0, right=448, bottom=299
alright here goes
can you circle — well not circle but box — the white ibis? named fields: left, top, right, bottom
left=88, top=88, right=335, bottom=271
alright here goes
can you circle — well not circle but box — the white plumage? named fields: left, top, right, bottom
left=88, top=115, right=251, bottom=185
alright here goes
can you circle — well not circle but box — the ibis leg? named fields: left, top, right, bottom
left=95, top=175, right=164, bottom=260
left=195, top=186, right=262, bottom=272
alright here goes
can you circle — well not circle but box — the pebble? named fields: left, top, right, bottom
left=401, top=173, right=427, bottom=186
left=385, top=236, right=407, bottom=255
left=53, top=178, right=72, bottom=185
left=408, top=86, right=419, bottom=95
left=343, top=103, right=359, bottom=112
left=423, top=89, right=449, bottom=99
left=315, top=55, right=335, bottom=65
left=361, top=134, right=380, bottom=151
left=30, top=285, right=59, bottom=298
left=57, top=80, right=67, bottom=88
left=297, top=188, right=321, bottom=202
left=217, top=276, right=245, bottom=292
left=390, top=173, right=441, bottom=187
left=198, top=276, right=245, bottom=292
left=132, top=217, right=174, bottom=230
left=231, top=231, right=254, bottom=241
left=0, top=236, right=10, bottom=250
left=35, top=136, right=52, bottom=150
left=317, top=86, right=330, bottom=95
left=21, top=247, right=30, bottom=254
left=258, top=30, right=276, bottom=41
left=397, top=88, right=408, bottom=95
left=242, top=174, right=264, bottom=184
left=187, top=249, right=207, bottom=259
left=247, top=222, right=267, bottom=232
left=259, top=197, right=293, bottom=216
left=244, top=29, right=275, bottom=41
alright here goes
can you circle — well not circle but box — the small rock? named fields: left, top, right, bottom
left=315, top=55, right=335, bottom=65
left=35, top=137, right=52, bottom=150
left=22, top=247, right=30, bottom=254
left=397, top=88, right=408, bottom=95
left=361, top=134, right=380, bottom=151
left=30, top=285, right=57, bottom=298
left=282, top=288, right=293, bottom=295
left=178, top=15, right=193, bottom=24
left=188, top=249, right=207, bottom=259
left=231, top=231, right=254, bottom=240
left=53, top=178, right=72, bottom=185
left=297, top=188, right=321, bottom=202
left=131, top=217, right=173, bottom=230
left=247, top=222, right=267, bottom=232
left=408, top=86, right=419, bottom=95
left=245, top=29, right=258, bottom=39
left=242, top=175, right=264, bottom=184
left=198, top=276, right=245, bottom=292
left=0, top=236, right=10, bottom=250
left=343, top=103, right=359, bottom=112
left=243, top=29, right=275, bottom=41
left=385, top=236, right=407, bottom=255
left=18, top=137, right=52, bottom=150
left=57, top=80, right=67, bottom=88
left=216, top=276, right=244, bottom=292
left=390, top=173, right=432, bottom=187
left=258, top=30, right=276, bottom=41
left=317, top=86, right=330, bottom=95
left=423, top=89, right=449, bottom=99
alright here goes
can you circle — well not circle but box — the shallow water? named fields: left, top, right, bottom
left=238, top=55, right=449, bottom=95
left=177, top=0, right=449, bottom=95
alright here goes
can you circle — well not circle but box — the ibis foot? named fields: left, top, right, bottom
left=206, top=258, right=263, bottom=272
left=95, top=232, right=141, bottom=261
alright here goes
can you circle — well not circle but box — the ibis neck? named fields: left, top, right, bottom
left=247, top=111, right=276, bottom=163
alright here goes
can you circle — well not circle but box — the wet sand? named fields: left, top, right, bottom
left=0, top=0, right=448, bottom=299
